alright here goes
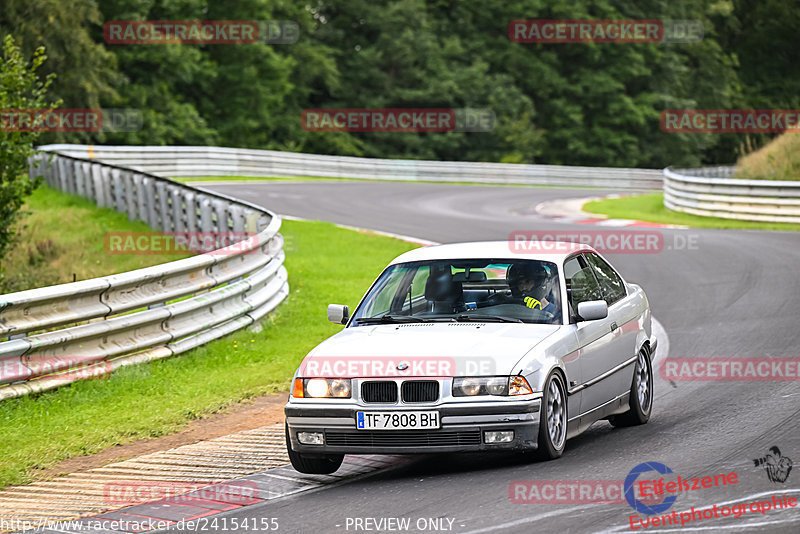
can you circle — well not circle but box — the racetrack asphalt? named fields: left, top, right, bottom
left=172, top=181, right=800, bottom=533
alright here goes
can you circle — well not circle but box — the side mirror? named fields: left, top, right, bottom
left=577, top=300, right=608, bottom=321
left=327, top=304, right=349, bottom=325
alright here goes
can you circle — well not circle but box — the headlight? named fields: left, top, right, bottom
left=292, top=378, right=352, bottom=398
left=452, top=376, right=533, bottom=397
left=453, top=375, right=533, bottom=397
left=458, top=378, right=482, bottom=396
left=485, top=377, right=508, bottom=395
left=329, top=379, right=351, bottom=397
left=306, top=378, right=330, bottom=397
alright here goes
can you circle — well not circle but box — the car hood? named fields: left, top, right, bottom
left=301, top=323, right=560, bottom=377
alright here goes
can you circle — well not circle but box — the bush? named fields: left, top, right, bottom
left=0, top=34, right=60, bottom=279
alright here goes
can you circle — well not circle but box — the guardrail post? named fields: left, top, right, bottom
left=230, top=205, right=246, bottom=233
left=168, top=185, right=187, bottom=233
left=184, top=191, right=198, bottom=232
left=133, top=173, right=146, bottom=223
left=199, top=195, right=214, bottom=233
left=76, top=161, right=89, bottom=199
left=156, top=181, right=172, bottom=232
left=92, top=164, right=108, bottom=208
left=111, top=169, right=125, bottom=213
left=143, top=177, right=160, bottom=229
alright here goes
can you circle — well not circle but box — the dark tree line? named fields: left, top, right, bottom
left=1, top=0, right=797, bottom=168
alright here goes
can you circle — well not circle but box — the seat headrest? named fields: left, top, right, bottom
left=425, top=271, right=463, bottom=301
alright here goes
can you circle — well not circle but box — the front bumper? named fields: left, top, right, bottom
left=285, top=398, right=541, bottom=454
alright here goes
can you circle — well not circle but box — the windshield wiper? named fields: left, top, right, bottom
left=456, top=314, right=523, bottom=323
left=357, top=314, right=428, bottom=324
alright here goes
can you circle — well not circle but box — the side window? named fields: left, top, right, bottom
left=585, top=253, right=626, bottom=305
left=563, top=257, right=604, bottom=314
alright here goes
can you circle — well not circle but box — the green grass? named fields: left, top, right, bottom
left=0, top=218, right=417, bottom=488
left=1, top=186, right=192, bottom=293
left=583, top=193, right=800, bottom=231
left=175, top=174, right=599, bottom=189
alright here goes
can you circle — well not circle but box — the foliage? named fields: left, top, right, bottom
left=0, top=35, right=59, bottom=269
left=0, top=0, right=797, bottom=167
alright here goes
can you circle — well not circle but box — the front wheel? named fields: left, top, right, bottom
left=609, top=347, right=653, bottom=427
left=285, top=424, right=344, bottom=474
left=536, top=371, right=568, bottom=460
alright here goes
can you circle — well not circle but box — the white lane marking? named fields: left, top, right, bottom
left=652, top=317, right=669, bottom=363
left=534, top=196, right=610, bottom=219
left=280, top=214, right=440, bottom=246
left=458, top=504, right=605, bottom=534
left=595, top=219, right=637, bottom=227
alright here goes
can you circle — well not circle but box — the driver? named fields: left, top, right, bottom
left=507, top=262, right=558, bottom=314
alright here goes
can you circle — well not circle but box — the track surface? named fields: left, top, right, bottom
left=187, top=181, right=800, bottom=533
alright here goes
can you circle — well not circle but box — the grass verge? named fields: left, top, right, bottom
left=583, top=193, right=800, bottom=231
left=0, top=186, right=192, bottom=293
left=0, top=218, right=417, bottom=488
left=735, top=133, right=800, bottom=180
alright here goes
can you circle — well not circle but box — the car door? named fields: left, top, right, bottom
left=584, top=252, right=639, bottom=395
left=563, top=255, right=619, bottom=415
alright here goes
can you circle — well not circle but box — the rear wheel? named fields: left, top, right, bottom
left=609, top=347, right=653, bottom=427
left=285, top=424, right=344, bottom=474
left=536, top=371, right=567, bottom=460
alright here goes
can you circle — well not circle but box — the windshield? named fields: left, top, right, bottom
left=351, top=259, right=561, bottom=325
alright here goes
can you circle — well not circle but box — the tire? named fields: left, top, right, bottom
left=536, top=371, right=568, bottom=460
left=609, top=347, right=653, bottom=428
left=285, top=424, right=344, bottom=474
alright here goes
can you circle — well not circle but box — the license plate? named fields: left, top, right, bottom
left=356, top=411, right=440, bottom=430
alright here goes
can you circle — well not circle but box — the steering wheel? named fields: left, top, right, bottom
left=481, top=293, right=557, bottom=321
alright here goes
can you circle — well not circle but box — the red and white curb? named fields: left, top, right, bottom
left=534, top=196, right=687, bottom=229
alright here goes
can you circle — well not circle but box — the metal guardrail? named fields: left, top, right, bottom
left=38, top=144, right=664, bottom=190
left=664, top=166, right=800, bottom=224
left=0, top=151, right=289, bottom=401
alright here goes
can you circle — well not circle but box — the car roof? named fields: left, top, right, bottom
left=389, top=241, right=595, bottom=265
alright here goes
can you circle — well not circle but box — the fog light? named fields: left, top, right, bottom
left=297, top=431, right=324, bottom=445
left=484, top=430, right=514, bottom=443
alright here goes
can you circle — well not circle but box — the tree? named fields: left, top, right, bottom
left=0, top=35, right=60, bottom=268
left=0, top=0, right=117, bottom=145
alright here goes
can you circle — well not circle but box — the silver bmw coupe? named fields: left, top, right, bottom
left=285, top=241, right=656, bottom=474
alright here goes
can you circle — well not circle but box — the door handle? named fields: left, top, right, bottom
left=610, top=321, right=618, bottom=331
